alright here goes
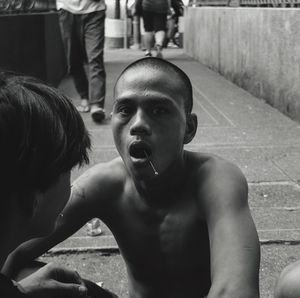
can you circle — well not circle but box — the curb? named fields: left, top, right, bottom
left=44, top=239, right=300, bottom=256
left=46, top=246, right=119, bottom=255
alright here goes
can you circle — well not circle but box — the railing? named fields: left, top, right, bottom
left=0, top=0, right=56, bottom=14
left=193, top=0, right=300, bottom=6
left=241, top=0, right=300, bottom=6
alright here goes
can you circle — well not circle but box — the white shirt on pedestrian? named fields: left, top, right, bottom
left=56, top=0, right=106, bottom=14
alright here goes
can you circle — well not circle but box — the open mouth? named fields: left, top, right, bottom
left=129, top=142, right=152, bottom=160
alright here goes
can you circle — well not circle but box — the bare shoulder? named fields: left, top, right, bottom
left=186, top=151, right=248, bottom=208
left=72, top=157, right=127, bottom=203
left=187, top=151, right=245, bottom=179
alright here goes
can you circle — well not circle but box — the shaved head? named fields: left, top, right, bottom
left=114, top=57, right=193, bottom=114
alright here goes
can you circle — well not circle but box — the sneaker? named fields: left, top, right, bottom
left=145, top=51, right=152, bottom=57
left=76, top=99, right=90, bottom=113
left=96, top=282, right=104, bottom=288
left=87, top=218, right=102, bottom=236
left=90, top=105, right=106, bottom=123
left=156, top=45, right=163, bottom=59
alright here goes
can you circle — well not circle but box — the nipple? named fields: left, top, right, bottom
left=143, top=150, right=158, bottom=176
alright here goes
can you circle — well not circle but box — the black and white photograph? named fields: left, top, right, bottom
left=0, top=0, right=300, bottom=297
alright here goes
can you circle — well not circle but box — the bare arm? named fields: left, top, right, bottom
left=201, top=159, right=260, bottom=298
left=2, top=172, right=100, bottom=278
left=2, top=160, right=124, bottom=278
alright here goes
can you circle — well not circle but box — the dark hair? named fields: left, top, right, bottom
left=0, top=71, right=91, bottom=202
left=115, top=57, right=193, bottom=114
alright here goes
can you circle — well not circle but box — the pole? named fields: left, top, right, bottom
left=132, top=15, right=140, bottom=49
left=124, top=0, right=128, bottom=49
left=115, top=0, right=120, bottom=19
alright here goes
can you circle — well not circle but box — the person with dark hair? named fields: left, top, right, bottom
left=0, top=71, right=116, bottom=297
left=57, top=0, right=107, bottom=123
left=3, top=58, right=260, bottom=298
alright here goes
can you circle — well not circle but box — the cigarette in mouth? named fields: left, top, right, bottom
left=144, top=150, right=158, bottom=175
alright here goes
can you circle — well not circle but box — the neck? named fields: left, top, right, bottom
left=133, top=153, right=187, bottom=207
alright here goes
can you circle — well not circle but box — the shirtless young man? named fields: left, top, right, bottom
left=4, top=58, right=260, bottom=298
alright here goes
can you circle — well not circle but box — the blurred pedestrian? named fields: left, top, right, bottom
left=57, top=0, right=107, bottom=123
left=133, top=0, right=184, bottom=58
left=164, top=0, right=184, bottom=48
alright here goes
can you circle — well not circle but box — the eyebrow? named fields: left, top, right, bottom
left=114, top=95, right=174, bottom=105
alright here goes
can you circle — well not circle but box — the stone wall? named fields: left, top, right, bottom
left=184, top=7, right=300, bottom=121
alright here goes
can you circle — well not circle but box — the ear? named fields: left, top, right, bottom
left=184, top=113, right=198, bottom=144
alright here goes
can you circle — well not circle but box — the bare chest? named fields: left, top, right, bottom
left=109, top=195, right=210, bottom=282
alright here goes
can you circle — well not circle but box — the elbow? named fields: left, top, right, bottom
left=1, top=249, right=23, bottom=277
left=275, top=261, right=300, bottom=298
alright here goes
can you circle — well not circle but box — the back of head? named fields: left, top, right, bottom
left=115, top=57, right=194, bottom=115
left=0, top=71, right=91, bottom=210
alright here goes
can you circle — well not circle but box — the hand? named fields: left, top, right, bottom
left=132, top=7, right=141, bottom=16
left=17, top=263, right=89, bottom=298
left=132, top=0, right=143, bottom=16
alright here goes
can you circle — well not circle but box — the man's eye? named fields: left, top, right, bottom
left=152, top=107, right=168, bottom=115
left=118, top=106, right=132, bottom=116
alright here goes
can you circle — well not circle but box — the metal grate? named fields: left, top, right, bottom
left=193, top=0, right=300, bottom=6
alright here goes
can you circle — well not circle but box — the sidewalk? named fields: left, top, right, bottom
left=46, top=48, right=300, bottom=297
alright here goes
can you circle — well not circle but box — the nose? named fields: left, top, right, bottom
left=130, top=109, right=151, bottom=136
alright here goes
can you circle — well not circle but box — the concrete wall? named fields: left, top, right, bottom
left=184, top=7, right=300, bottom=121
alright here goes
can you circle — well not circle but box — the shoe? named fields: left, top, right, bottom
left=76, top=99, right=90, bottom=113
left=96, top=282, right=104, bottom=288
left=91, top=105, right=106, bottom=123
left=87, top=218, right=102, bottom=236
left=156, top=45, right=163, bottom=59
left=145, top=51, right=152, bottom=57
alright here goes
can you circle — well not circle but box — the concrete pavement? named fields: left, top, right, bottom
left=45, top=48, right=300, bottom=297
